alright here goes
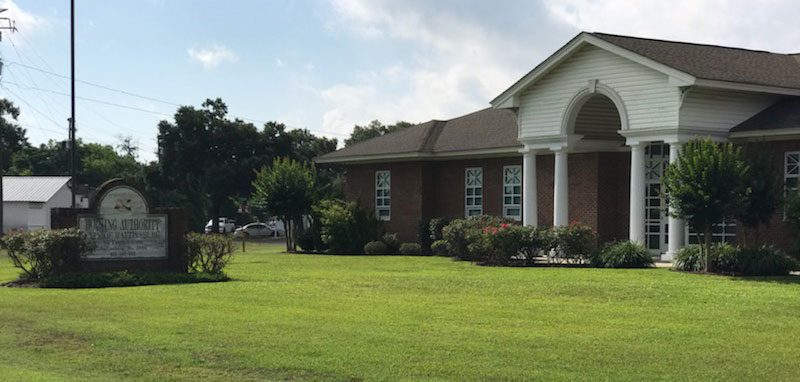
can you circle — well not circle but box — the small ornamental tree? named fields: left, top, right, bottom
left=662, top=137, right=749, bottom=272
left=251, top=157, right=315, bottom=252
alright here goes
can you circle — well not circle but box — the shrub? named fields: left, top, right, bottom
left=441, top=219, right=484, bottom=261
left=674, top=245, right=703, bottom=272
left=711, top=242, right=739, bottom=272
left=399, top=243, right=422, bottom=256
left=429, top=218, right=450, bottom=242
left=381, top=233, right=400, bottom=254
left=519, top=226, right=557, bottom=266
left=430, top=240, right=449, bottom=256
left=674, top=244, right=737, bottom=273
left=592, top=241, right=654, bottom=268
left=296, top=228, right=316, bottom=252
left=315, top=199, right=384, bottom=254
left=737, top=245, right=799, bottom=276
left=363, top=241, right=388, bottom=255
left=554, top=221, right=598, bottom=264
left=185, top=233, right=235, bottom=274
left=418, top=219, right=433, bottom=255
left=40, top=271, right=228, bottom=288
left=1, top=228, right=93, bottom=280
left=474, top=224, right=527, bottom=265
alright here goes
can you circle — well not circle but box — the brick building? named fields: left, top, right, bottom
left=317, top=32, right=800, bottom=260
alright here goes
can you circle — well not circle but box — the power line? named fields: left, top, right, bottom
left=1, top=83, right=66, bottom=131
left=3, top=80, right=173, bottom=117
left=3, top=60, right=348, bottom=137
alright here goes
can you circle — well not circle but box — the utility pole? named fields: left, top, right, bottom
left=0, top=8, right=19, bottom=235
left=70, top=0, right=77, bottom=208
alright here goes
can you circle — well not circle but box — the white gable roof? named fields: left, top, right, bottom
left=2, top=176, right=71, bottom=202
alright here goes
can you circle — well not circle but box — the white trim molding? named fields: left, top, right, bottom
left=491, top=32, right=697, bottom=109
left=561, top=82, right=630, bottom=135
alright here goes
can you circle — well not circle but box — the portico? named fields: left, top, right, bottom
left=493, top=32, right=764, bottom=260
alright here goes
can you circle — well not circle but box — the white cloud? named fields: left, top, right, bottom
left=542, top=0, right=800, bottom=52
left=0, top=0, right=49, bottom=39
left=0, top=0, right=47, bottom=32
left=275, top=58, right=285, bottom=67
left=318, top=0, right=535, bottom=135
left=187, top=44, right=238, bottom=70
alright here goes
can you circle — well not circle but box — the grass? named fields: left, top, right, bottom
left=1, top=242, right=799, bottom=381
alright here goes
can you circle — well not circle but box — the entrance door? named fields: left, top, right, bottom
left=644, top=143, right=669, bottom=254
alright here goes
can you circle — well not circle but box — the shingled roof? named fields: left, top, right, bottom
left=731, top=97, right=800, bottom=133
left=591, top=33, right=800, bottom=89
left=315, top=108, right=520, bottom=163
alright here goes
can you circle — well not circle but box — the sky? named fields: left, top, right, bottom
left=1, top=0, right=799, bottom=162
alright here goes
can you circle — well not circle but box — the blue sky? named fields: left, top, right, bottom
left=2, top=0, right=799, bottom=162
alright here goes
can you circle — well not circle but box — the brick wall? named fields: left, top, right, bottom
left=737, top=139, right=800, bottom=251
left=345, top=162, right=425, bottom=242
left=344, top=153, right=630, bottom=245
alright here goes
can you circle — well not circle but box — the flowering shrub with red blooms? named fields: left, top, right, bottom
left=554, top=221, right=598, bottom=264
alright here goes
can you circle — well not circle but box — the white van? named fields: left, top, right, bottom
left=204, top=217, right=236, bottom=234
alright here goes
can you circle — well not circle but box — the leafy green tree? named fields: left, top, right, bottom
left=10, top=139, right=144, bottom=187
left=344, top=120, right=413, bottom=147
left=157, top=98, right=271, bottom=234
left=250, top=157, right=315, bottom=251
left=736, top=142, right=782, bottom=246
left=0, top=99, right=29, bottom=173
left=663, top=137, right=749, bottom=272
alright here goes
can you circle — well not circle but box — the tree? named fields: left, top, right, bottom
left=10, top=139, right=144, bottom=187
left=250, top=158, right=315, bottom=252
left=116, top=135, right=139, bottom=159
left=0, top=99, right=29, bottom=173
left=735, top=142, right=782, bottom=246
left=663, top=137, right=749, bottom=272
left=344, top=120, right=413, bottom=147
left=157, top=98, right=271, bottom=234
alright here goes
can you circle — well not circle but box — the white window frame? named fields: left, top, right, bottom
left=375, top=170, right=391, bottom=221
left=503, top=165, right=522, bottom=221
left=785, top=152, right=800, bottom=193
left=465, top=167, right=483, bottom=217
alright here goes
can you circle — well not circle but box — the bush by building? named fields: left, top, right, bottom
left=364, top=241, right=388, bottom=255
left=314, top=199, right=384, bottom=254
left=430, top=240, right=449, bottom=256
left=399, top=243, right=422, bottom=256
left=381, top=233, right=400, bottom=254
left=675, top=243, right=798, bottom=276
left=553, top=221, right=598, bottom=264
left=592, top=241, right=654, bottom=268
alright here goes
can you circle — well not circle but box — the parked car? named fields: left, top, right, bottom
left=204, top=217, right=236, bottom=234
left=234, top=222, right=272, bottom=237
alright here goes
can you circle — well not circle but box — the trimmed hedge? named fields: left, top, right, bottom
left=40, top=271, right=228, bottom=288
left=363, top=241, right=388, bottom=255
left=399, top=243, right=422, bottom=256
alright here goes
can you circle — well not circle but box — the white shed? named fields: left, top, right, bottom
left=2, top=176, right=78, bottom=233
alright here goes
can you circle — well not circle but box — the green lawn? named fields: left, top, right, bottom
left=1, top=243, right=799, bottom=381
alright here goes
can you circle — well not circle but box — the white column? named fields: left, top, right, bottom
left=629, top=143, right=646, bottom=243
left=553, top=148, right=569, bottom=226
left=523, top=151, right=537, bottom=226
left=664, top=142, right=685, bottom=261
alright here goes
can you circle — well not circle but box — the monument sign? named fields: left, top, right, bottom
left=51, top=179, right=187, bottom=272
left=78, top=185, right=167, bottom=260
